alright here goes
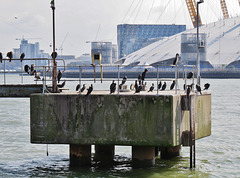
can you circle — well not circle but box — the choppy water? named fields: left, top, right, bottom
left=0, top=74, right=240, bottom=177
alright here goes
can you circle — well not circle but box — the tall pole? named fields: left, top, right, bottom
left=196, top=0, right=203, bottom=85
left=51, top=0, right=57, bottom=92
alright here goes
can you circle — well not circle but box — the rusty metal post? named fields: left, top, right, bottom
left=51, top=0, right=58, bottom=92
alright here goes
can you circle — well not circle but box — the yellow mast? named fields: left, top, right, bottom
left=185, top=0, right=202, bottom=28
left=220, top=0, right=229, bottom=19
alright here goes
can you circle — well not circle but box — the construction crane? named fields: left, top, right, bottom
left=220, top=0, right=229, bottom=19
left=185, top=0, right=202, bottom=28
left=56, top=32, right=69, bottom=56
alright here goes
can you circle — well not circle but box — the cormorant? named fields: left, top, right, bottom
left=34, top=72, right=41, bottom=80
left=183, top=83, right=186, bottom=90
left=134, top=80, right=138, bottom=93
left=20, top=53, right=25, bottom=62
left=7, top=51, right=13, bottom=62
left=138, top=74, right=142, bottom=85
left=148, top=83, right=154, bottom=92
left=196, top=84, right=202, bottom=95
left=30, top=64, right=35, bottom=75
left=141, top=69, right=148, bottom=84
left=86, top=84, right=93, bottom=96
left=161, top=82, right=167, bottom=91
left=76, top=84, right=80, bottom=91
left=158, top=81, right=162, bottom=90
left=204, top=83, right=210, bottom=90
left=0, top=52, right=2, bottom=63
left=24, top=65, right=30, bottom=74
left=187, top=72, right=193, bottom=79
left=58, top=80, right=66, bottom=88
left=119, top=76, right=127, bottom=89
left=81, top=84, right=86, bottom=93
left=135, top=85, right=142, bottom=93
left=170, top=80, right=175, bottom=90
left=110, top=80, right=116, bottom=94
left=172, top=53, right=179, bottom=67
left=51, top=51, right=57, bottom=59
left=57, top=70, right=62, bottom=83
left=187, top=86, right=191, bottom=99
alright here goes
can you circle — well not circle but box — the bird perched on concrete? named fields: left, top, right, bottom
left=0, top=52, right=2, bottom=63
left=183, top=83, right=186, bottom=90
left=30, top=64, right=35, bottom=75
left=58, top=80, right=66, bottom=88
left=138, top=74, right=142, bottom=85
left=134, top=80, right=138, bottom=92
left=57, top=70, right=62, bottom=83
left=86, top=84, right=93, bottom=96
left=141, top=69, right=148, bottom=84
left=148, top=83, right=154, bottom=92
left=20, top=53, right=25, bottom=62
left=135, top=85, right=142, bottom=94
left=187, top=86, right=191, bottom=99
left=24, top=65, right=30, bottom=74
left=161, top=82, right=167, bottom=91
left=204, top=83, right=210, bottom=90
left=7, top=51, right=13, bottom=62
left=110, top=80, right=116, bottom=94
left=81, top=84, right=86, bottom=93
left=34, top=72, right=41, bottom=80
left=158, top=81, right=162, bottom=90
left=76, top=84, right=80, bottom=91
left=196, top=84, right=202, bottom=95
left=172, top=53, right=179, bottom=67
left=170, top=80, right=175, bottom=90
left=187, top=72, right=193, bottom=79
left=119, top=76, right=127, bottom=89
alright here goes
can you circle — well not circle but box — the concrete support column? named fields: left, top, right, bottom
left=160, top=145, right=181, bottom=159
left=94, top=145, right=115, bottom=166
left=132, top=146, right=155, bottom=167
left=69, top=144, right=91, bottom=166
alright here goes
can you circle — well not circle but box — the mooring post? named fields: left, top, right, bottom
left=160, top=145, right=181, bottom=159
left=132, top=146, right=155, bottom=167
left=69, top=144, right=91, bottom=166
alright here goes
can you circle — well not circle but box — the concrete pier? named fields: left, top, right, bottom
left=70, top=144, right=91, bottom=166
left=30, top=90, right=211, bottom=166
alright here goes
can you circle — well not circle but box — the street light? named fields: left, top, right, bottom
left=196, top=0, right=204, bottom=85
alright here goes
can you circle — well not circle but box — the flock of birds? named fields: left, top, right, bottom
left=73, top=68, right=210, bottom=96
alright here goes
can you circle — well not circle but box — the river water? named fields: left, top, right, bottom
left=0, top=74, right=240, bottom=177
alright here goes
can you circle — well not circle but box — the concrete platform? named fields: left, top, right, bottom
left=30, top=90, right=211, bottom=147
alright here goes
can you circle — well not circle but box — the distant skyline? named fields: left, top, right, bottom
left=0, top=0, right=239, bottom=57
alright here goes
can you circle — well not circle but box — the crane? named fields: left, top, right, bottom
left=57, top=32, right=69, bottom=56
left=185, top=0, right=202, bottom=28
left=220, top=0, right=229, bottom=19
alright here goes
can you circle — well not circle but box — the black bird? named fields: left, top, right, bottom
left=0, top=52, right=2, bottom=63
left=110, top=80, right=116, bottom=94
left=24, top=65, right=30, bottom=74
left=7, top=51, right=13, bottom=62
left=161, top=82, right=167, bottom=91
left=51, top=51, right=57, bottom=59
left=196, top=84, right=202, bottom=95
left=20, top=53, right=25, bottom=62
left=138, top=74, right=142, bottom=85
left=172, top=53, right=179, bottom=67
left=76, top=84, right=80, bottom=91
left=86, top=84, right=93, bottom=96
left=187, top=72, right=193, bottom=79
left=81, top=84, right=86, bottom=93
left=135, top=85, right=142, bottom=94
left=134, top=80, right=138, bottom=93
left=204, top=83, right=210, bottom=90
left=170, top=80, right=175, bottom=90
left=58, top=80, right=66, bottom=88
left=141, top=69, right=148, bottom=84
left=30, top=64, right=35, bottom=75
left=57, top=70, right=62, bottom=83
left=158, top=81, right=162, bottom=90
left=121, top=76, right=127, bottom=85
left=148, top=83, right=154, bottom=92
left=183, top=83, right=186, bottom=90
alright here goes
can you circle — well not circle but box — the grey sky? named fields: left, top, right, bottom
left=0, top=0, right=239, bottom=57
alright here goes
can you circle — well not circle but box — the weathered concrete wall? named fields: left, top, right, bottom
left=30, top=92, right=211, bottom=147
left=0, top=84, right=43, bottom=97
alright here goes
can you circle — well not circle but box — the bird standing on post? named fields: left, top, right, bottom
left=141, top=69, right=148, bottom=84
left=57, top=70, right=62, bottom=83
left=161, top=82, right=167, bottom=91
left=86, top=84, right=93, bottom=96
left=158, top=81, right=162, bottom=90
left=187, top=72, right=193, bottom=79
left=172, top=53, right=179, bottom=67
left=204, top=83, right=210, bottom=90
left=196, top=84, right=202, bottom=95
left=20, top=53, right=25, bottom=62
left=148, top=83, right=154, bottom=92
left=170, top=80, right=175, bottom=90
left=110, top=80, right=116, bottom=94
left=7, top=51, right=13, bottom=62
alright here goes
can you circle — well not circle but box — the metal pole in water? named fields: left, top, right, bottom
left=4, top=60, right=6, bottom=85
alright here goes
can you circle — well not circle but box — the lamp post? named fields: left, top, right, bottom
left=196, top=0, right=204, bottom=85
left=50, top=0, right=58, bottom=92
